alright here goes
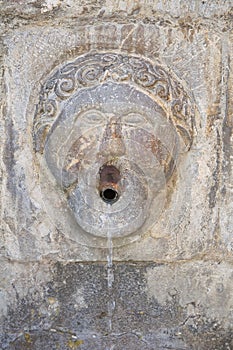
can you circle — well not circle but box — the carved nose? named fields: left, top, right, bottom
left=99, top=117, right=126, bottom=157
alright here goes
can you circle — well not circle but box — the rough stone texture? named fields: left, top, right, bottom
left=0, top=1, right=233, bottom=349
left=1, top=262, right=233, bottom=350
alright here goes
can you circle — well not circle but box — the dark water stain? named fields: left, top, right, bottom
left=221, top=54, right=233, bottom=197
left=221, top=116, right=233, bottom=198
left=3, top=114, right=18, bottom=200
left=208, top=128, right=221, bottom=209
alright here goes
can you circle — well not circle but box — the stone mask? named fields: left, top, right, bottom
left=33, top=53, right=194, bottom=243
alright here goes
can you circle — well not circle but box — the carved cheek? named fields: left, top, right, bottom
left=122, top=127, right=164, bottom=163
left=62, top=129, right=102, bottom=188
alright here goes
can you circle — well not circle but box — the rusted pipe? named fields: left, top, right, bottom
left=99, top=164, right=121, bottom=204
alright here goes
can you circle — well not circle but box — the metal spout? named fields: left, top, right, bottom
left=99, top=164, right=121, bottom=204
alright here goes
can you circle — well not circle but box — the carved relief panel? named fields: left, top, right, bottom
left=33, top=53, right=194, bottom=247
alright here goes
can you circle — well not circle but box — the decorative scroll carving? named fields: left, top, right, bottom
left=33, top=53, right=194, bottom=153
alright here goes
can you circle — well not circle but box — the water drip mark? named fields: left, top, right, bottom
left=106, top=210, right=115, bottom=335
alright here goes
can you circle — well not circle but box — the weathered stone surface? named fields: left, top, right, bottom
left=0, top=1, right=232, bottom=349
left=1, top=22, right=231, bottom=260
left=1, top=262, right=233, bottom=349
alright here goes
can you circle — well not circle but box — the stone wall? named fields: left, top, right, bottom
left=0, top=1, right=233, bottom=349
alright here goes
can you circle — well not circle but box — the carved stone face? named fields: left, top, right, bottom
left=33, top=53, right=193, bottom=244
left=44, top=83, right=179, bottom=238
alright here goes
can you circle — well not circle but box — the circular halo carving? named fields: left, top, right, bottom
left=33, top=52, right=195, bottom=247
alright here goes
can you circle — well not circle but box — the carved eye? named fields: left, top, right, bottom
left=80, top=110, right=106, bottom=126
left=123, top=113, right=146, bottom=126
